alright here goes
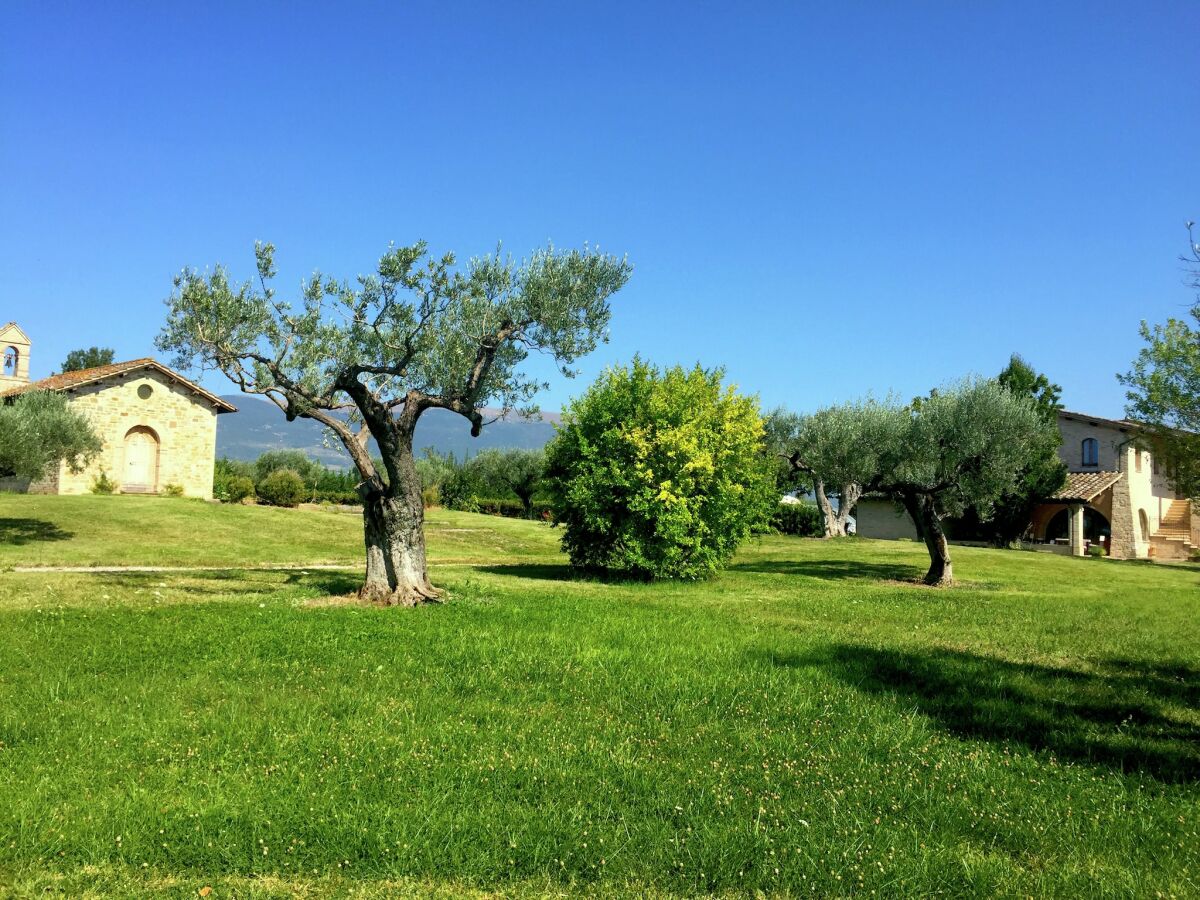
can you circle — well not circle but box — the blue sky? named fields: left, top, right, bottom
left=2, top=1, right=1196, bottom=417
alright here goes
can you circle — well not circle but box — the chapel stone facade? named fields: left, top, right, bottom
left=0, top=325, right=236, bottom=499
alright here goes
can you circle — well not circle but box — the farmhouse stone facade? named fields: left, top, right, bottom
left=1026, top=411, right=1195, bottom=559
left=0, top=329, right=235, bottom=498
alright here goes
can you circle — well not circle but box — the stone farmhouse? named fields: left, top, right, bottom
left=855, top=408, right=1198, bottom=560
left=0, top=323, right=236, bottom=498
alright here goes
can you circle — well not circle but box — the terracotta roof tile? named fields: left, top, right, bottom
left=1057, top=409, right=1144, bottom=432
left=0, top=358, right=236, bottom=412
left=1049, top=470, right=1122, bottom=503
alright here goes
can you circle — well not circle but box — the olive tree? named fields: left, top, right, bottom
left=875, top=379, right=1058, bottom=585
left=469, top=448, right=546, bottom=516
left=785, top=380, right=1056, bottom=586
left=765, top=401, right=896, bottom=537
left=0, top=391, right=102, bottom=481
left=158, top=240, right=631, bottom=605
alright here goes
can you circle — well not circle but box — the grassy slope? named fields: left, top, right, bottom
left=0, top=496, right=557, bottom=568
left=0, top=495, right=1198, bottom=897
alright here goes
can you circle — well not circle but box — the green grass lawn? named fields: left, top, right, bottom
left=0, top=495, right=1198, bottom=897
left=0, top=495, right=559, bottom=568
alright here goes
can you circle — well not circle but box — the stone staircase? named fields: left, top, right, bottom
left=1151, top=500, right=1195, bottom=561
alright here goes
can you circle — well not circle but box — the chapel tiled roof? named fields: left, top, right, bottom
left=0, top=357, right=237, bottom=412
left=1049, top=470, right=1122, bottom=503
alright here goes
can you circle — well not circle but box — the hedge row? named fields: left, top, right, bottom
left=450, top=497, right=552, bottom=519
left=304, top=491, right=552, bottom=520
left=771, top=501, right=823, bottom=536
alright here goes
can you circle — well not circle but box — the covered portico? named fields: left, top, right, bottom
left=1028, top=471, right=1122, bottom=557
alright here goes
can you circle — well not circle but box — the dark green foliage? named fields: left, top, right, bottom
left=545, top=358, right=776, bottom=580
left=214, top=453, right=362, bottom=504
left=254, top=450, right=324, bottom=488
left=312, top=489, right=361, bottom=506
left=953, top=354, right=1067, bottom=545
left=771, top=501, right=823, bottom=536
left=224, top=476, right=255, bottom=504
left=1119, top=224, right=1200, bottom=499
left=469, top=497, right=553, bottom=519
left=414, top=449, right=459, bottom=494
left=421, top=448, right=549, bottom=517
left=213, top=457, right=254, bottom=502
left=439, top=462, right=484, bottom=511
left=256, top=469, right=307, bottom=507
left=467, top=448, right=546, bottom=516
left=60, top=346, right=115, bottom=373
left=310, top=466, right=361, bottom=498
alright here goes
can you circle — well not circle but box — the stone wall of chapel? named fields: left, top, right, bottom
left=51, top=371, right=218, bottom=498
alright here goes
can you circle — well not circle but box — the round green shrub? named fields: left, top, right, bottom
left=225, top=475, right=255, bottom=504
left=256, top=468, right=307, bottom=508
left=545, top=358, right=776, bottom=580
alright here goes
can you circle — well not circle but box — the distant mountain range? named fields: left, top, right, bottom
left=216, top=395, right=560, bottom=467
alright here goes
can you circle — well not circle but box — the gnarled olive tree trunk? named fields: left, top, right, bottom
left=356, top=437, right=439, bottom=606
left=836, top=482, right=862, bottom=536
left=814, top=479, right=862, bottom=537
left=896, top=490, right=952, bottom=586
left=916, top=495, right=952, bottom=586
left=813, top=479, right=839, bottom=537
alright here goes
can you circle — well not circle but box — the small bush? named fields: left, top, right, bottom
left=256, top=469, right=307, bottom=508
left=422, top=485, right=440, bottom=508
left=771, top=502, right=823, bottom=536
left=545, top=358, right=776, bottom=580
left=162, top=483, right=185, bottom=497
left=214, top=457, right=255, bottom=501
left=90, top=471, right=117, bottom=495
left=445, top=497, right=553, bottom=519
left=225, top=476, right=255, bottom=504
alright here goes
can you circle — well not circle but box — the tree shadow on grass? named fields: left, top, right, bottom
left=476, top=563, right=585, bottom=582
left=283, top=570, right=361, bottom=596
left=733, top=559, right=921, bottom=582
left=476, top=563, right=657, bottom=586
left=0, top=517, right=73, bottom=546
left=87, top=569, right=362, bottom=598
left=768, top=644, right=1200, bottom=782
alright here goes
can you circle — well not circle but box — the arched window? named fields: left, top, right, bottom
left=2, top=346, right=16, bottom=374
left=1081, top=437, right=1099, bottom=467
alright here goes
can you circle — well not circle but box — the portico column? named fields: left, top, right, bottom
left=1068, top=503, right=1085, bottom=557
